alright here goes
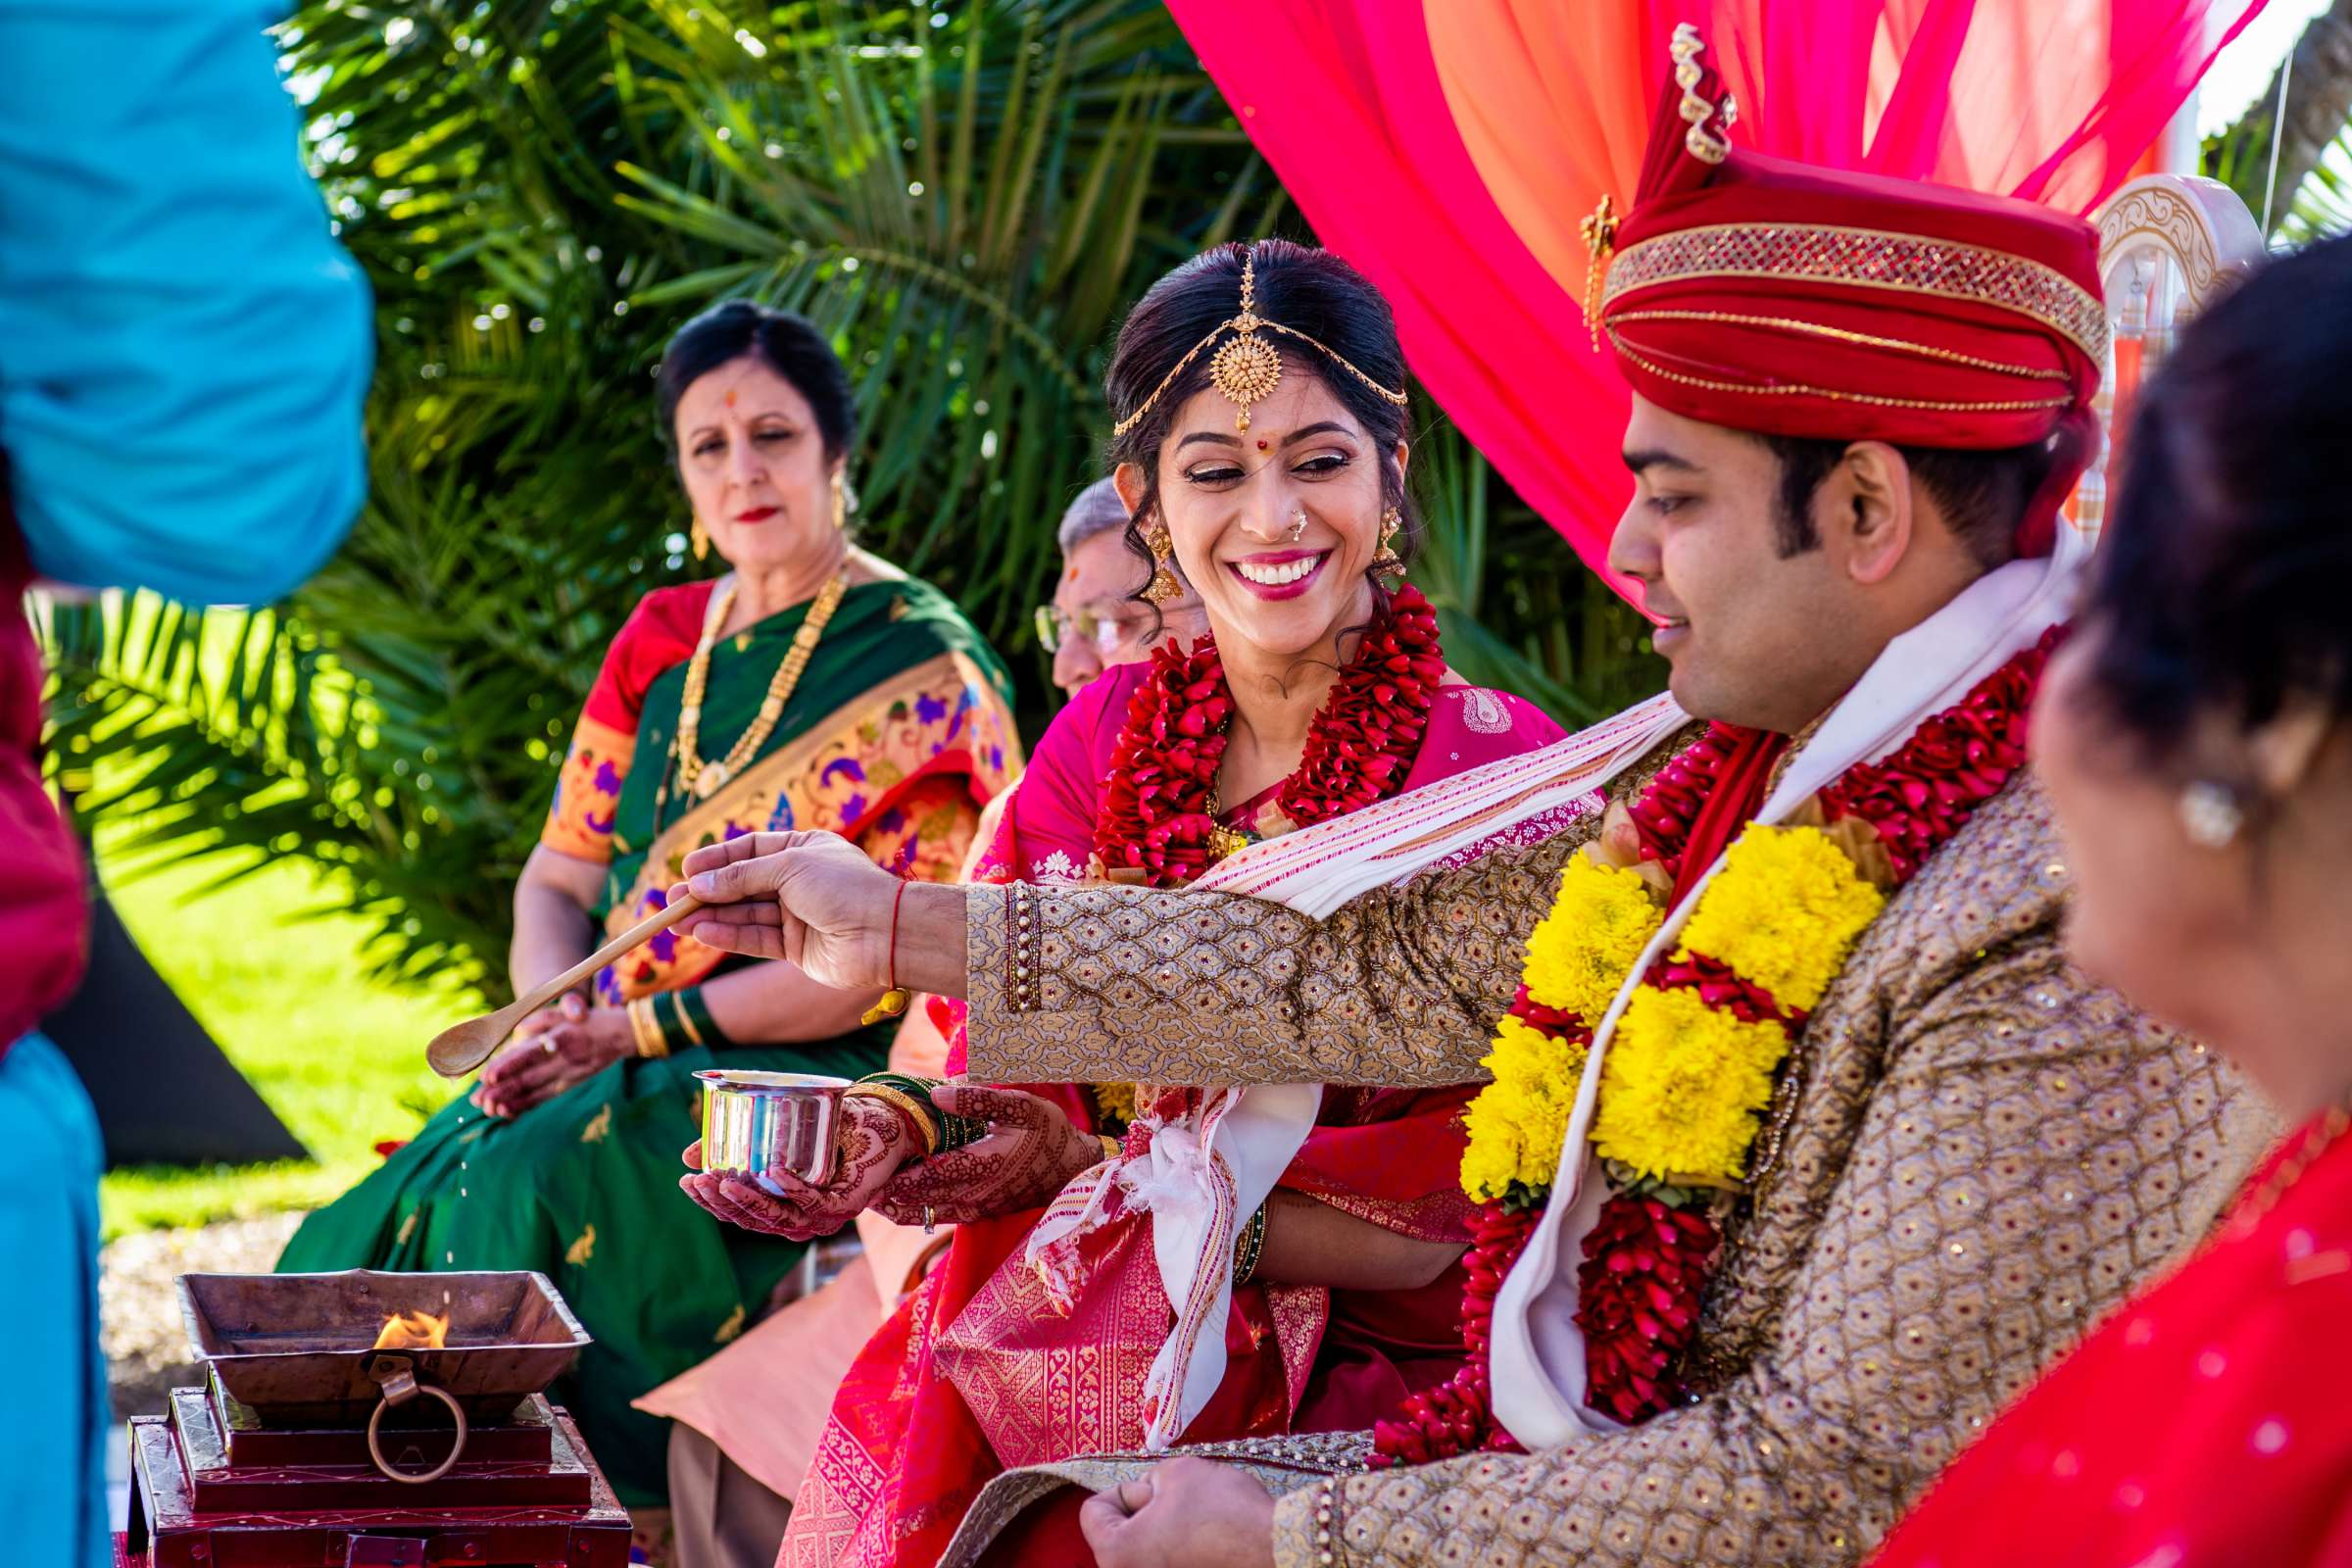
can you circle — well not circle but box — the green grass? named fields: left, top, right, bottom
left=95, top=842, right=471, bottom=1240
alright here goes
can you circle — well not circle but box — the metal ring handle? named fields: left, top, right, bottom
left=366, top=1383, right=468, bottom=1485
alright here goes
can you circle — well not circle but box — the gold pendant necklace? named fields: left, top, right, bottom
left=675, top=571, right=851, bottom=801
left=1202, top=777, right=1255, bottom=862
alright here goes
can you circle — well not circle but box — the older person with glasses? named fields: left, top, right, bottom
left=1034, top=476, right=1206, bottom=693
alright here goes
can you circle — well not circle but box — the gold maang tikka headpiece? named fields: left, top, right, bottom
left=1112, top=245, right=1410, bottom=437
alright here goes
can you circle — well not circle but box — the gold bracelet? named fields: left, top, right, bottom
left=627, top=997, right=668, bottom=1058
left=669, top=990, right=706, bottom=1050
left=1097, top=1134, right=1121, bottom=1162
left=845, top=1082, right=940, bottom=1155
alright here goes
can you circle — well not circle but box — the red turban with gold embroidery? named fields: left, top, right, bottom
left=1596, top=27, right=2108, bottom=556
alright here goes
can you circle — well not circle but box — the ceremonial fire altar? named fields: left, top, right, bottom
left=123, top=1270, right=629, bottom=1567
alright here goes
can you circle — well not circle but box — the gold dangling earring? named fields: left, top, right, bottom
left=1143, top=520, right=1183, bottom=604
left=1375, top=507, right=1405, bottom=576
left=832, top=470, right=850, bottom=533
left=691, top=516, right=710, bottom=563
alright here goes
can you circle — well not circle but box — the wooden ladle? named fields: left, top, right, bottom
left=427, top=895, right=707, bottom=1077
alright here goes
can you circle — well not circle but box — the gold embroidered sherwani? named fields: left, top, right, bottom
left=951, top=768, right=2273, bottom=1567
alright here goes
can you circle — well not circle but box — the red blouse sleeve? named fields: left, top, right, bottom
left=1003, top=662, right=1146, bottom=884
left=539, top=582, right=712, bottom=863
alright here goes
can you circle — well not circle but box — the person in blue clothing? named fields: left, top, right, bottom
left=0, top=3, right=372, bottom=1561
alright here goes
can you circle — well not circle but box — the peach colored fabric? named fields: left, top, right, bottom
left=1167, top=0, right=2258, bottom=595
left=1426, top=1, right=1654, bottom=303
left=637, top=1252, right=885, bottom=1499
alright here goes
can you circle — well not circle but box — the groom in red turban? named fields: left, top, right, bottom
left=665, top=27, right=2267, bottom=1568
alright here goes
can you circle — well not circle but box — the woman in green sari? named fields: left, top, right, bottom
left=279, top=302, right=1022, bottom=1512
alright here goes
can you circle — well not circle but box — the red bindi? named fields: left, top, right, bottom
left=1255, top=438, right=1269, bottom=451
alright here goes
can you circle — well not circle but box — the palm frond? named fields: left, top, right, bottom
left=44, top=0, right=1658, bottom=998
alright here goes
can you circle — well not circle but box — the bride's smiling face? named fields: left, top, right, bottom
left=1121, top=366, right=1406, bottom=662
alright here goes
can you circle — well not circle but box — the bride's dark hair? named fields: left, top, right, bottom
left=1103, top=240, right=1419, bottom=626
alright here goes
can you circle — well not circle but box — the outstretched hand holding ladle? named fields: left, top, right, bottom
left=425, top=896, right=706, bottom=1077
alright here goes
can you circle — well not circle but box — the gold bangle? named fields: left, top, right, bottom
left=669, top=990, right=707, bottom=1050
left=845, top=1082, right=940, bottom=1155
left=1097, top=1134, right=1121, bottom=1163
left=627, top=997, right=668, bottom=1058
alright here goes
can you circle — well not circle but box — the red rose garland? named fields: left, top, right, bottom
left=1624, top=720, right=1740, bottom=882
left=1372, top=627, right=2060, bottom=1466
left=1576, top=1196, right=1720, bottom=1422
left=1818, top=633, right=2054, bottom=880
left=1093, top=585, right=1446, bottom=887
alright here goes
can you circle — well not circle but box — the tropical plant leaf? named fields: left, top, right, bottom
left=42, top=0, right=1659, bottom=999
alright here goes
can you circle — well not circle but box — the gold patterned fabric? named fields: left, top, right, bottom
left=965, top=823, right=1596, bottom=1090
left=938, top=1433, right=1372, bottom=1568
left=960, top=772, right=2275, bottom=1566
left=1599, top=222, right=2111, bottom=363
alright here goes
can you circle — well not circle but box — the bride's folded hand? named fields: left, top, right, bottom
left=677, top=1096, right=918, bottom=1241
left=870, top=1084, right=1107, bottom=1227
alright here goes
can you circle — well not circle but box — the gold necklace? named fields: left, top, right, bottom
left=1203, top=778, right=1255, bottom=861
left=675, top=571, right=851, bottom=800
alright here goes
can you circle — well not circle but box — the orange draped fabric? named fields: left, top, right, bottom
left=1164, top=0, right=2262, bottom=599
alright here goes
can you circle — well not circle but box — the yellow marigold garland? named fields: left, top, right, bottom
left=1461, top=1013, right=1589, bottom=1202
left=1091, top=1080, right=1140, bottom=1127
left=1675, top=825, right=1885, bottom=1012
left=1522, top=855, right=1663, bottom=1021
left=1396, top=641, right=2051, bottom=1465
left=1589, top=986, right=1788, bottom=1185
left=1458, top=823, right=1892, bottom=1204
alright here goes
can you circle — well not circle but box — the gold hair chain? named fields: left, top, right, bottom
left=1112, top=245, right=1409, bottom=437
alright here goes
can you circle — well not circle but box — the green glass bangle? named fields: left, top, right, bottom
left=858, top=1071, right=988, bottom=1152
left=858, top=1071, right=950, bottom=1147
left=1232, top=1203, right=1270, bottom=1286
left=938, top=1110, right=987, bottom=1152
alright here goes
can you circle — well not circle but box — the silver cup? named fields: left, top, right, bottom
left=695, top=1070, right=850, bottom=1193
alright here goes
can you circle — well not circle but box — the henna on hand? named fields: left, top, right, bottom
left=871, top=1084, right=1105, bottom=1227
left=676, top=1096, right=915, bottom=1241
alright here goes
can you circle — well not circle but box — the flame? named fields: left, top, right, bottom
left=372, top=1309, right=451, bottom=1351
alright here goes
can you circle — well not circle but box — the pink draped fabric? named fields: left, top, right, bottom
left=1164, top=0, right=2263, bottom=599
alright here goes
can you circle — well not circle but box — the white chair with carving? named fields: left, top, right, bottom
left=2072, top=174, right=2267, bottom=538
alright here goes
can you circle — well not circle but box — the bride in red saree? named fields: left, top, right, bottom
left=685, top=240, right=1569, bottom=1568
left=799, top=605, right=1558, bottom=1568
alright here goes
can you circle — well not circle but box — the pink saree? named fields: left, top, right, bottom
left=781, top=666, right=1564, bottom=1568
left=1161, top=0, right=2262, bottom=595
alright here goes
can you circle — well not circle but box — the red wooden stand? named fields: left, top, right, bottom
left=123, top=1380, right=630, bottom=1567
